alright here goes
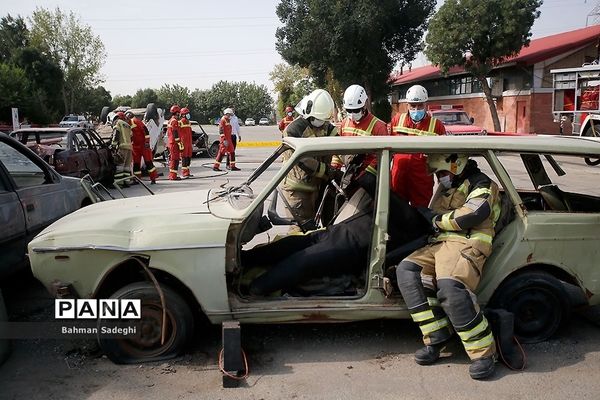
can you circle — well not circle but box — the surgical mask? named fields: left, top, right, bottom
left=409, top=109, right=426, bottom=122
left=185, top=113, right=190, bottom=119
left=311, top=118, right=325, bottom=127
left=287, top=112, right=293, bottom=117
left=349, top=111, right=363, bottom=122
left=438, top=175, right=453, bottom=189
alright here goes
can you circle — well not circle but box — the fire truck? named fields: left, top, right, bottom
left=551, top=63, right=600, bottom=165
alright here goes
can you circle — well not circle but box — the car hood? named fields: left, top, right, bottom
left=444, top=124, right=484, bottom=134
left=29, top=190, right=230, bottom=252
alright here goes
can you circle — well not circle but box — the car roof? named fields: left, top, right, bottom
left=11, top=128, right=70, bottom=134
left=283, top=135, right=600, bottom=157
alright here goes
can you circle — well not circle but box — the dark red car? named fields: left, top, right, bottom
left=10, top=127, right=115, bottom=184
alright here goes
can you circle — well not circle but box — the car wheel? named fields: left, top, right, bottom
left=582, top=125, right=600, bottom=165
left=208, top=142, right=219, bottom=158
left=145, top=103, right=158, bottom=123
left=100, top=106, right=110, bottom=124
left=97, top=282, right=194, bottom=364
left=489, top=271, right=570, bottom=343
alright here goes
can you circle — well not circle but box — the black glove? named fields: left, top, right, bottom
left=327, top=167, right=344, bottom=182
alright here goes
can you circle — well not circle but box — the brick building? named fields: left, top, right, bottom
left=390, top=25, right=600, bottom=134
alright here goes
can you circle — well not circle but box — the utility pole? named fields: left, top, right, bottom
left=586, top=0, right=600, bottom=26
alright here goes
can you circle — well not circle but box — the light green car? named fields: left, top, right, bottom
left=28, top=135, right=600, bottom=364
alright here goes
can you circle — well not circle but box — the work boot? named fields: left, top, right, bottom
left=150, top=180, right=156, bottom=185
left=414, top=342, right=447, bottom=365
left=213, top=166, right=222, bottom=172
left=469, top=356, right=496, bottom=380
left=168, top=176, right=181, bottom=181
left=230, top=166, right=241, bottom=171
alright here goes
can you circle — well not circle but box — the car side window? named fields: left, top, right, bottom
left=71, top=132, right=90, bottom=151
left=0, top=142, right=48, bottom=187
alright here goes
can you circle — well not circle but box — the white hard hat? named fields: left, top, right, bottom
left=427, top=153, right=469, bottom=175
left=223, top=108, right=233, bottom=115
left=406, top=85, right=428, bottom=103
left=295, top=89, right=335, bottom=120
left=343, top=84, right=368, bottom=109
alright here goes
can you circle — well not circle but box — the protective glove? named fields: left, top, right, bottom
left=417, top=207, right=439, bottom=228
left=327, top=166, right=344, bottom=182
left=223, top=140, right=229, bottom=147
left=177, top=141, right=184, bottom=151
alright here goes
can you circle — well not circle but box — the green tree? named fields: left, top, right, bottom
left=425, top=0, right=542, bottom=131
left=269, top=63, right=316, bottom=118
left=0, top=63, right=30, bottom=122
left=157, top=84, right=192, bottom=115
left=275, top=0, right=435, bottom=105
left=0, top=15, right=28, bottom=62
left=131, top=88, right=158, bottom=108
left=29, top=7, right=106, bottom=114
left=81, top=86, right=112, bottom=117
left=112, top=94, right=133, bottom=108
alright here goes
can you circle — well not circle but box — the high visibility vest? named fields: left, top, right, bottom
left=392, top=113, right=439, bottom=136
left=340, top=114, right=383, bottom=136
left=112, top=119, right=132, bottom=150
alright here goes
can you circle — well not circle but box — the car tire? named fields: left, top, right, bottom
left=582, top=125, right=600, bottom=165
left=208, top=142, right=219, bottom=159
left=489, top=270, right=571, bottom=343
left=97, top=282, right=194, bottom=364
left=100, top=106, right=110, bottom=124
left=145, top=103, right=158, bottom=123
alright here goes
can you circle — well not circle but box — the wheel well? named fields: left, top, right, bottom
left=94, top=259, right=207, bottom=323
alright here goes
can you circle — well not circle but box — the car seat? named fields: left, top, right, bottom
left=538, top=184, right=572, bottom=211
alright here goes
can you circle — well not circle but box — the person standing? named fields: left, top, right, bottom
left=389, top=85, right=446, bottom=207
left=213, top=108, right=240, bottom=171
left=331, top=84, right=388, bottom=179
left=226, top=106, right=241, bottom=169
left=179, top=107, right=194, bottom=178
left=167, top=105, right=183, bottom=181
left=125, top=111, right=157, bottom=184
left=110, top=111, right=133, bottom=186
left=280, top=89, right=338, bottom=231
left=395, top=153, right=500, bottom=380
left=278, top=106, right=295, bottom=134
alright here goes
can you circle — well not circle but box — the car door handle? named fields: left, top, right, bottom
left=26, top=203, right=35, bottom=212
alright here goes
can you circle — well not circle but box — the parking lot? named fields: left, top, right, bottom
left=2, top=126, right=600, bottom=399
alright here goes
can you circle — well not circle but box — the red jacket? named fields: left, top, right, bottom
left=130, top=117, right=149, bottom=149
left=219, top=116, right=234, bottom=153
left=278, top=116, right=294, bottom=132
left=167, top=116, right=180, bottom=145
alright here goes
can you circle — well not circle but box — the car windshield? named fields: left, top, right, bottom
left=62, top=116, right=79, bottom=122
left=434, top=112, right=472, bottom=125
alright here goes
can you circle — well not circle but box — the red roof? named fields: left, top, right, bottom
left=392, top=25, right=600, bottom=85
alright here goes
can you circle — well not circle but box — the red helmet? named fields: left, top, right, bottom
left=285, top=106, right=293, bottom=113
left=180, top=107, right=190, bottom=115
left=115, top=111, right=126, bottom=121
left=170, top=105, right=181, bottom=114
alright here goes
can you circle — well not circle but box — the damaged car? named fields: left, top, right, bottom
left=28, top=135, right=600, bottom=363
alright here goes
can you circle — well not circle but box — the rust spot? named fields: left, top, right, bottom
left=585, top=288, right=594, bottom=299
left=302, top=313, right=333, bottom=321
left=526, top=253, right=534, bottom=263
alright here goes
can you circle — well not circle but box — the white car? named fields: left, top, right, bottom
left=245, top=118, right=255, bottom=126
left=58, top=115, right=92, bottom=129
left=258, top=117, right=270, bottom=126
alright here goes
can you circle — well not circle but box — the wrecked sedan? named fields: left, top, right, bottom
left=10, top=127, right=115, bottom=184
left=0, top=134, right=92, bottom=279
left=28, top=135, right=600, bottom=363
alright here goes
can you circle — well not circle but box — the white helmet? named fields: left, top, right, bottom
left=223, top=108, right=233, bottom=115
left=343, top=84, right=368, bottom=110
left=295, top=89, right=335, bottom=121
left=427, top=153, right=469, bottom=175
left=406, top=85, right=428, bottom=103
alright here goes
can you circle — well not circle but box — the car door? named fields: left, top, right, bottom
left=0, top=157, right=27, bottom=278
left=87, top=128, right=114, bottom=181
left=0, top=138, right=70, bottom=250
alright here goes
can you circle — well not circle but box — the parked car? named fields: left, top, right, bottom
left=10, top=127, right=115, bottom=185
left=160, top=121, right=220, bottom=158
left=28, top=135, right=600, bottom=363
left=245, top=118, right=256, bottom=126
left=0, top=134, right=92, bottom=279
left=258, top=117, right=270, bottom=126
left=431, top=109, right=487, bottom=135
left=59, top=114, right=93, bottom=129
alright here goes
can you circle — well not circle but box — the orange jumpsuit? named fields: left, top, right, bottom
left=213, top=116, right=236, bottom=169
left=130, top=117, right=157, bottom=182
left=179, top=117, right=193, bottom=177
left=278, top=116, right=294, bottom=133
left=389, top=112, right=446, bottom=207
left=167, top=116, right=181, bottom=180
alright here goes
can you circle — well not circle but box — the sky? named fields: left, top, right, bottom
left=3, top=0, right=599, bottom=97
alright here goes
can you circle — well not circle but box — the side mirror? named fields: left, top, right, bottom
left=470, top=117, right=475, bottom=124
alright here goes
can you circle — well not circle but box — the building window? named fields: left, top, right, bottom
left=449, top=76, right=482, bottom=95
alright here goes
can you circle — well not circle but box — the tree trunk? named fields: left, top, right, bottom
left=476, top=75, right=502, bottom=132
left=62, top=87, right=68, bottom=115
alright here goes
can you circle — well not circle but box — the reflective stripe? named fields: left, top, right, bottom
left=392, top=114, right=438, bottom=136
left=314, top=162, right=327, bottom=178
left=435, top=231, right=493, bottom=245
left=463, top=332, right=495, bottom=350
left=169, top=169, right=178, bottom=173
left=182, top=166, right=189, bottom=170
left=134, top=171, right=142, bottom=176
left=456, top=182, right=469, bottom=196
left=440, top=212, right=459, bottom=230
left=179, top=121, right=192, bottom=128
left=411, top=310, right=435, bottom=322
left=365, top=165, right=377, bottom=176
left=419, top=317, right=450, bottom=335
left=284, top=178, right=318, bottom=192
left=341, top=115, right=381, bottom=136
left=467, top=187, right=492, bottom=200
left=457, top=318, right=490, bottom=341
left=427, top=297, right=440, bottom=307
left=147, top=167, right=156, bottom=173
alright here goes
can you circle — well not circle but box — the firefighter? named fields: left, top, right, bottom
left=213, top=108, right=240, bottom=171
left=179, top=107, right=194, bottom=178
left=331, top=84, right=388, bottom=179
left=125, top=111, right=157, bottom=184
left=395, top=153, right=501, bottom=380
left=111, top=111, right=133, bottom=186
left=389, top=85, right=446, bottom=207
left=167, top=105, right=183, bottom=180
left=280, top=89, right=338, bottom=231
left=278, top=105, right=295, bottom=134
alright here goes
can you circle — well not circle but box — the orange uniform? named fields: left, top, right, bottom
left=179, top=116, right=193, bottom=177
left=213, top=116, right=238, bottom=170
left=167, top=116, right=181, bottom=179
left=278, top=116, right=294, bottom=133
left=389, top=112, right=446, bottom=207
left=130, top=117, right=157, bottom=182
